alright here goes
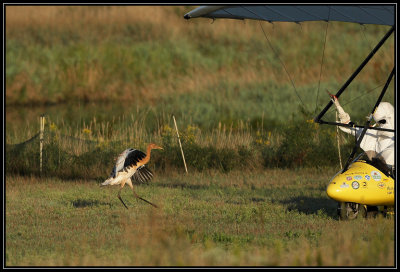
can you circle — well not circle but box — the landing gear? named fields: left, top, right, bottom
left=337, top=202, right=394, bottom=220
left=338, top=202, right=367, bottom=220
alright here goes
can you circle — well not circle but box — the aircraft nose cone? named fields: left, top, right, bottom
left=326, top=182, right=340, bottom=200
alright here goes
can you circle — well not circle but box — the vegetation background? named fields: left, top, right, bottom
left=5, top=6, right=395, bottom=266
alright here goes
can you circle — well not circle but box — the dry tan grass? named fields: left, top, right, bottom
left=6, top=6, right=394, bottom=106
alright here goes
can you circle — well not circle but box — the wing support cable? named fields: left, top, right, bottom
left=314, top=7, right=331, bottom=114
left=259, top=21, right=305, bottom=107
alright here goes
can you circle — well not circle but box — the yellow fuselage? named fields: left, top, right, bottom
left=326, top=161, right=394, bottom=206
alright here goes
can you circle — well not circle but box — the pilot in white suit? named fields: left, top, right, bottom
left=331, top=96, right=394, bottom=170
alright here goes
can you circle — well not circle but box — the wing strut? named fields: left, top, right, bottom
left=314, top=26, right=394, bottom=127
left=340, top=67, right=395, bottom=173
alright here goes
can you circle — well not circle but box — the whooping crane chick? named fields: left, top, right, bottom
left=101, top=143, right=163, bottom=209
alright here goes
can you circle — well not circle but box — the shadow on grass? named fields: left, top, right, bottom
left=71, top=198, right=111, bottom=208
left=155, top=181, right=210, bottom=190
left=226, top=197, right=267, bottom=205
left=280, top=196, right=338, bottom=218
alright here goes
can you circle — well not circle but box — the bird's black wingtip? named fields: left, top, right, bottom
left=184, top=14, right=191, bottom=20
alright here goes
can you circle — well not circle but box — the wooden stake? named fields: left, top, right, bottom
left=173, top=115, right=188, bottom=174
left=335, top=111, right=343, bottom=169
left=40, top=114, right=45, bottom=175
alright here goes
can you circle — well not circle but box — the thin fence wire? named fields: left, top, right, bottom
left=6, top=114, right=355, bottom=179
left=5, top=126, right=144, bottom=178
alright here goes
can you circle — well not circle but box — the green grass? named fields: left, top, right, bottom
left=5, top=172, right=395, bottom=266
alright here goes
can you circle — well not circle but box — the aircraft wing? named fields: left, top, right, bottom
left=184, top=5, right=394, bottom=26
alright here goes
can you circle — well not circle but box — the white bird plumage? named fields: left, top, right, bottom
left=101, top=143, right=163, bottom=209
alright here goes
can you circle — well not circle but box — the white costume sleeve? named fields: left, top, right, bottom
left=332, top=97, right=356, bottom=135
left=332, top=97, right=350, bottom=124
left=332, top=97, right=379, bottom=153
left=339, top=126, right=379, bottom=153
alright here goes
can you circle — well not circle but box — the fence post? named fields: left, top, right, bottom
left=40, top=114, right=45, bottom=175
left=172, top=115, right=188, bottom=174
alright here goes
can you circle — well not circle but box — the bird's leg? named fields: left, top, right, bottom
left=132, top=189, right=158, bottom=208
left=125, top=178, right=158, bottom=208
left=118, top=187, right=129, bottom=209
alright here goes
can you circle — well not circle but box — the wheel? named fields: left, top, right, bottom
left=338, top=202, right=367, bottom=220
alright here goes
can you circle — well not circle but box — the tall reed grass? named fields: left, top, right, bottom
left=6, top=109, right=355, bottom=179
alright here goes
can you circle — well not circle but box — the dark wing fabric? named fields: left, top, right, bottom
left=110, top=148, right=146, bottom=178
left=184, top=5, right=394, bottom=26
left=132, top=165, right=154, bottom=184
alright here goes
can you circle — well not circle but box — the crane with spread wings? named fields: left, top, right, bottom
left=101, top=143, right=163, bottom=209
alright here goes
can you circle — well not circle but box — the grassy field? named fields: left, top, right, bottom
left=5, top=171, right=395, bottom=266
left=6, top=6, right=394, bottom=112
left=5, top=6, right=396, bottom=267
left=6, top=6, right=395, bottom=158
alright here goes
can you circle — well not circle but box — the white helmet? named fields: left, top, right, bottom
left=373, top=102, right=394, bottom=137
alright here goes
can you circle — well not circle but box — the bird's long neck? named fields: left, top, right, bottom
left=139, top=145, right=153, bottom=166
